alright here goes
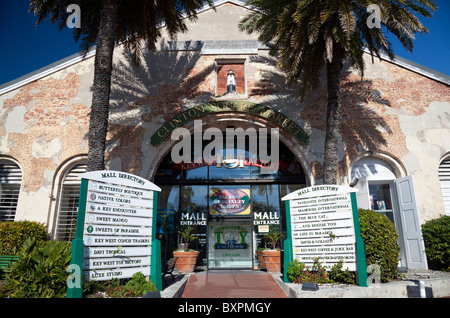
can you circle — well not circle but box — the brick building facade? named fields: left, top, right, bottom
left=1, top=0, right=449, bottom=271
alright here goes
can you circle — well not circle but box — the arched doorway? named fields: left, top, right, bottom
left=350, top=152, right=427, bottom=270
left=152, top=117, right=307, bottom=270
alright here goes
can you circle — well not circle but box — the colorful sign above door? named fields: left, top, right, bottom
left=150, top=101, right=309, bottom=146
left=209, top=188, right=251, bottom=216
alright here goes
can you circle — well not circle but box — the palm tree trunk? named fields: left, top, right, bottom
left=322, top=45, right=344, bottom=185
left=87, top=0, right=119, bottom=171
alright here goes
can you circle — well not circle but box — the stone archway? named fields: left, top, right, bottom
left=348, top=150, right=407, bottom=182
left=145, top=110, right=313, bottom=185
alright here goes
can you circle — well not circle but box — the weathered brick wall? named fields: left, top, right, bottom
left=2, top=73, right=90, bottom=192
left=0, top=1, right=449, bottom=225
left=0, top=58, right=93, bottom=223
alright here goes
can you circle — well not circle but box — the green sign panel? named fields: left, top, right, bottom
left=281, top=185, right=368, bottom=287
left=66, top=170, right=162, bottom=298
left=150, top=101, right=309, bottom=146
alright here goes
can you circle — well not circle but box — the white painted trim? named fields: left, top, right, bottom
left=0, top=1, right=246, bottom=96
left=2, top=1, right=447, bottom=97
left=363, top=48, right=450, bottom=85
left=349, top=151, right=407, bottom=182
left=0, top=50, right=96, bottom=96
left=205, top=0, right=248, bottom=11
left=48, top=155, right=87, bottom=237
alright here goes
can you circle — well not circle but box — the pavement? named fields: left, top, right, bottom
left=2, top=268, right=448, bottom=298
left=179, top=270, right=288, bottom=298
left=160, top=269, right=450, bottom=299
left=275, top=274, right=450, bottom=298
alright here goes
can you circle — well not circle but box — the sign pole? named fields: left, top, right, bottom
left=283, top=200, right=293, bottom=283
left=351, top=192, right=368, bottom=287
left=150, top=191, right=162, bottom=290
left=66, top=178, right=88, bottom=298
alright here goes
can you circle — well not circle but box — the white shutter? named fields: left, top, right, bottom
left=394, top=176, right=428, bottom=269
left=438, top=158, right=450, bottom=216
left=54, top=162, right=87, bottom=241
left=354, top=176, right=370, bottom=209
left=0, top=161, right=22, bottom=222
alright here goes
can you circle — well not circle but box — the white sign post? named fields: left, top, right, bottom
left=66, top=170, right=161, bottom=298
left=282, top=185, right=368, bottom=286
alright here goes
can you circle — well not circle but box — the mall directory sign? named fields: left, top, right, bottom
left=282, top=185, right=368, bottom=287
left=66, top=170, right=161, bottom=298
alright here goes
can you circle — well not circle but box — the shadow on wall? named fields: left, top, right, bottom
left=248, top=55, right=392, bottom=182
left=109, top=40, right=210, bottom=113
left=338, top=70, right=393, bottom=179
left=247, top=54, right=305, bottom=117
left=102, top=47, right=393, bottom=180
left=103, top=41, right=214, bottom=174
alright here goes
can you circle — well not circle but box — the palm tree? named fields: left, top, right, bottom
left=30, top=0, right=213, bottom=171
left=239, top=0, right=437, bottom=184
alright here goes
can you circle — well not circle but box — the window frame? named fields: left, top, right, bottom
left=0, top=158, right=22, bottom=222
left=51, top=158, right=87, bottom=241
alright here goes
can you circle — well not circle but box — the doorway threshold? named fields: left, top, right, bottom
left=201, top=268, right=261, bottom=274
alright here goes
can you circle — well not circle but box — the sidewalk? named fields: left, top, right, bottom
left=180, top=270, right=288, bottom=298
left=161, top=269, right=450, bottom=298
left=271, top=273, right=450, bottom=298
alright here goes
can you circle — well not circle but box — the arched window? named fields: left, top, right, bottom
left=350, top=156, right=398, bottom=222
left=0, top=159, right=22, bottom=222
left=54, top=161, right=87, bottom=241
left=438, top=156, right=450, bottom=216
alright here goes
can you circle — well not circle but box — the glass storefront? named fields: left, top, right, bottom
left=154, top=133, right=306, bottom=270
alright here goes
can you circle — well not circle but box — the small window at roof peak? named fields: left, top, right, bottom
left=215, top=61, right=246, bottom=97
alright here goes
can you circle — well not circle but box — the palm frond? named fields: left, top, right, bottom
left=239, top=0, right=437, bottom=98
left=30, top=0, right=212, bottom=66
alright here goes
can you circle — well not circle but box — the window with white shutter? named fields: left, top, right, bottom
left=438, top=157, right=450, bottom=216
left=0, top=160, right=22, bottom=222
left=54, top=162, right=87, bottom=241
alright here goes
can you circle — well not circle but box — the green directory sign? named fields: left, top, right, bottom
left=281, top=185, right=368, bottom=287
left=66, top=170, right=162, bottom=298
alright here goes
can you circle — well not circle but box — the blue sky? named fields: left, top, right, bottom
left=0, top=0, right=449, bottom=86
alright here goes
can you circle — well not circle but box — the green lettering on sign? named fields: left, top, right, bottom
left=149, top=101, right=309, bottom=146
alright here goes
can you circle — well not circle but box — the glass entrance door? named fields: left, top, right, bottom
left=207, top=185, right=253, bottom=269
left=208, top=220, right=253, bottom=269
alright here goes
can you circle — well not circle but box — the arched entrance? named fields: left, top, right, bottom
left=350, top=152, right=428, bottom=270
left=151, top=112, right=309, bottom=270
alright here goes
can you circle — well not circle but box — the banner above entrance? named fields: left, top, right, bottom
left=150, top=101, right=309, bottom=146
left=210, top=188, right=251, bottom=216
